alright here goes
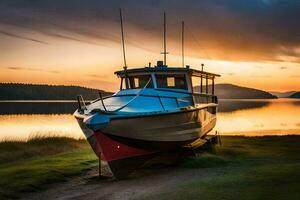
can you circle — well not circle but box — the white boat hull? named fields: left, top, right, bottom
left=100, top=106, right=216, bottom=149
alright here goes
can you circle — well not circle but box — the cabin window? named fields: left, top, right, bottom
left=167, top=77, right=175, bottom=87
left=156, top=74, right=187, bottom=90
left=134, top=78, right=139, bottom=88
left=127, top=75, right=153, bottom=89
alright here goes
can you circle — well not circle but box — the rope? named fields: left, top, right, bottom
left=98, top=77, right=152, bottom=113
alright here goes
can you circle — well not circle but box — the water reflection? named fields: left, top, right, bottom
left=218, top=99, right=271, bottom=113
left=0, top=99, right=299, bottom=140
left=0, top=114, right=83, bottom=141
left=215, top=99, right=300, bottom=136
left=292, top=100, right=300, bottom=106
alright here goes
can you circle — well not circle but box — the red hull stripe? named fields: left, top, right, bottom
left=94, top=131, right=154, bottom=161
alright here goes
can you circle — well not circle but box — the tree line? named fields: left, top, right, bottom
left=0, top=83, right=113, bottom=100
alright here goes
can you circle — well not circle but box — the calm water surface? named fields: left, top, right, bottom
left=215, top=99, right=300, bottom=136
left=0, top=99, right=299, bottom=141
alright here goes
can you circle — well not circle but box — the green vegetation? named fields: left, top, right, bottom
left=0, top=136, right=88, bottom=164
left=0, top=136, right=97, bottom=199
left=181, top=153, right=227, bottom=168
left=1, top=135, right=300, bottom=199
left=0, top=83, right=112, bottom=100
left=157, top=136, right=300, bottom=200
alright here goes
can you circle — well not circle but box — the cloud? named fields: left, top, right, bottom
left=7, top=67, right=22, bottom=70
left=87, top=74, right=106, bottom=79
left=290, top=75, right=300, bottom=78
left=0, top=0, right=300, bottom=62
left=250, top=74, right=272, bottom=78
left=0, top=30, right=48, bottom=44
left=6, top=66, right=59, bottom=74
left=43, top=32, right=102, bottom=46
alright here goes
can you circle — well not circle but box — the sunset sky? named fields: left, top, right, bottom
left=0, top=0, right=300, bottom=92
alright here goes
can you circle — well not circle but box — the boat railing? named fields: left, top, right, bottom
left=80, top=85, right=216, bottom=114
left=98, top=91, right=107, bottom=112
left=154, top=88, right=217, bottom=104
left=192, top=93, right=218, bottom=104
left=76, top=95, right=87, bottom=112
left=92, top=92, right=215, bottom=113
left=89, top=92, right=180, bottom=114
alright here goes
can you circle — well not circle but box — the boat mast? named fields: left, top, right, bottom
left=119, top=8, right=127, bottom=68
left=119, top=8, right=129, bottom=89
left=161, top=12, right=168, bottom=66
left=182, top=21, right=185, bottom=68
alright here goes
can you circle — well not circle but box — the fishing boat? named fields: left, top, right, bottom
left=74, top=11, right=220, bottom=178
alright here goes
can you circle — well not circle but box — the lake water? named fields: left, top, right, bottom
left=0, top=99, right=300, bottom=141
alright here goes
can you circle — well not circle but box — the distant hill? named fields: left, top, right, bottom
left=269, top=91, right=297, bottom=98
left=0, top=83, right=113, bottom=100
left=289, top=92, right=300, bottom=98
left=194, top=84, right=277, bottom=99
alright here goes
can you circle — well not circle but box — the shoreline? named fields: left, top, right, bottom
left=1, top=129, right=300, bottom=143
left=211, top=129, right=300, bottom=137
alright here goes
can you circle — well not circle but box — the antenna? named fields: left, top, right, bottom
left=119, top=8, right=127, bottom=68
left=182, top=21, right=185, bottom=68
left=161, top=12, right=168, bottom=66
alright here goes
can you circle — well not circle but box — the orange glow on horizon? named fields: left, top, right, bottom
left=1, top=26, right=300, bottom=92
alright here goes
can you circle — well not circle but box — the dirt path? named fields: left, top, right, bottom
left=22, top=164, right=209, bottom=200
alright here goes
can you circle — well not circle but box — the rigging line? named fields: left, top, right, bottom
left=186, top=26, right=210, bottom=60
left=185, top=25, right=212, bottom=61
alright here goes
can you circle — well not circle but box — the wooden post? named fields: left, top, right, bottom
left=120, top=78, right=123, bottom=90
left=200, top=76, right=203, bottom=93
left=124, top=66, right=129, bottom=89
left=206, top=76, right=208, bottom=93
left=212, top=78, right=215, bottom=95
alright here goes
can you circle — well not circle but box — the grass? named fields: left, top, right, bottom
left=0, top=136, right=97, bottom=199
left=181, top=153, right=228, bottom=168
left=0, top=135, right=88, bottom=164
left=1, top=135, right=300, bottom=199
left=156, top=136, right=300, bottom=200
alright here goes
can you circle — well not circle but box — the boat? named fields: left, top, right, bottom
left=74, top=10, right=220, bottom=178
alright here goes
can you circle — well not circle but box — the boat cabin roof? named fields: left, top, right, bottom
left=115, top=66, right=220, bottom=79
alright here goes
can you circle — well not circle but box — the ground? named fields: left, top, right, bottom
left=22, top=165, right=213, bottom=200
left=2, top=136, right=300, bottom=200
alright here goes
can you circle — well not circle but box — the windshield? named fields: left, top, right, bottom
left=122, top=75, right=153, bottom=89
left=156, top=74, right=187, bottom=90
